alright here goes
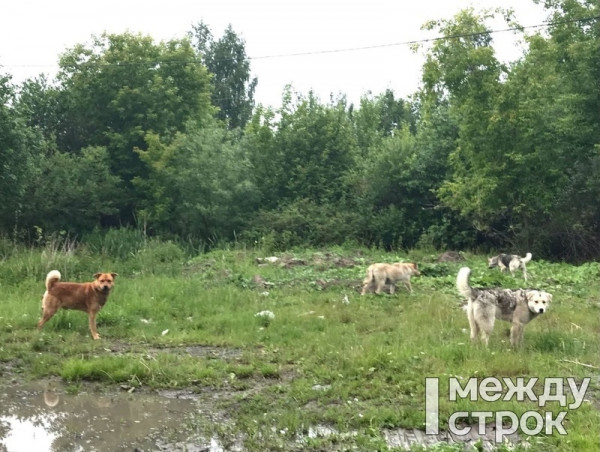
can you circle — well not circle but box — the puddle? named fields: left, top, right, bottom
left=0, top=381, right=225, bottom=452
left=1, top=379, right=527, bottom=451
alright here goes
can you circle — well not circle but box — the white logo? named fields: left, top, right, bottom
left=425, top=377, right=590, bottom=442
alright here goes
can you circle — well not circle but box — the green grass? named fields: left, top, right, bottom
left=0, top=244, right=598, bottom=451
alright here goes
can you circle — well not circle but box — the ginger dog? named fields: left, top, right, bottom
left=38, top=270, right=118, bottom=340
left=361, top=262, right=421, bottom=295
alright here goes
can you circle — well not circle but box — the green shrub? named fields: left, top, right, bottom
left=132, top=240, right=185, bottom=275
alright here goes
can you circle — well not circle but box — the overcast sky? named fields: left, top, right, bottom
left=1, top=0, right=549, bottom=108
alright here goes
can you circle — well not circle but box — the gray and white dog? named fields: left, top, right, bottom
left=457, top=267, right=551, bottom=347
left=488, top=252, right=532, bottom=281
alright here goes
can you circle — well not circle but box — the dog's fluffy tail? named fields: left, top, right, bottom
left=45, top=270, right=61, bottom=290
left=361, top=265, right=374, bottom=295
left=521, top=252, right=532, bottom=263
left=363, top=266, right=374, bottom=286
left=456, top=267, right=473, bottom=300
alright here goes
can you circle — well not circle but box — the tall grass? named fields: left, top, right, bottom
left=83, top=227, right=147, bottom=260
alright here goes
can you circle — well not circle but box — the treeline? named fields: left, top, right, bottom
left=1, top=1, right=598, bottom=261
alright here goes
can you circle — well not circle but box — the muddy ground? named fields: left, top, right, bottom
left=0, top=343, right=533, bottom=451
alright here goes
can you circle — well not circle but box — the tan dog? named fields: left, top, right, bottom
left=457, top=267, right=551, bottom=347
left=361, top=262, right=421, bottom=295
left=38, top=270, right=118, bottom=340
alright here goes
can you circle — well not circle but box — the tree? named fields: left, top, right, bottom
left=243, top=89, right=362, bottom=247
left=55, top=32, right=214, bottom=222
left=492, top=0, right=600, bottom=257
left=352, top=90, right=417, bottom=155
left=190, top=23, right=257, bottom=129
left=242, top=104, right=280, bottom=208
left=14, top=75, right=61, bottom=152
left=410, top=100, right=475, bottom=250
left=274, top=90, right=358, bottom=204
left=0, top=73, right=40, bottom=233
left=419, top=2, right=600, bottom=258
left=20, top=147, right=122, bottom=234
left=133, top=121, right=259, bottom=240
left=421, top=9, right=519, bottom=238
left=354, top=129, right=422, bottom=247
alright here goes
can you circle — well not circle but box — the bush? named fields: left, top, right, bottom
left=243, top=199, right=362, bottom=250
left=134, top=240, right=185, bottom=275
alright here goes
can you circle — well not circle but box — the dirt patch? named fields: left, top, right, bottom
left=255, top=256, right=307, bottom=268
left=383, top=424, right=522, bottom=451
left=256, top=252, right=360, bottom=270
left=94, top=341, right=244, bottom=361
left=311, top=252, right=359, bottom=269
left=184, top=345, right=244, bottom=360
left=289, top=423, right=524, bottom=451
left=436, top=251, right=465, bottom=262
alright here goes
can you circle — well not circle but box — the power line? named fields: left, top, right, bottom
left=248, top=15, right=600, bottom=60
left=1, top=15, right=598, bottom=70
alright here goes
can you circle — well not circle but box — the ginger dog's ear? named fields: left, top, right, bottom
left=93, top=272, right=118, bottom=279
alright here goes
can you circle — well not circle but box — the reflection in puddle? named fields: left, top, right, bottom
left=0, top=381, right=223, bottom=452
left=1, top=414, right=60, bottom=452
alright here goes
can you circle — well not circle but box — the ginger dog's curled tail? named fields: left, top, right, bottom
left=45, top=270, right=61, bottom=290
left=456, top=267, right=473, bottom=300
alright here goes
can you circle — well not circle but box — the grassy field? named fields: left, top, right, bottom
left=0, top=239, right=599, bottom=451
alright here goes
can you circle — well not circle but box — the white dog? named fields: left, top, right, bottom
left=457, top=267, right=551, bottom=347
